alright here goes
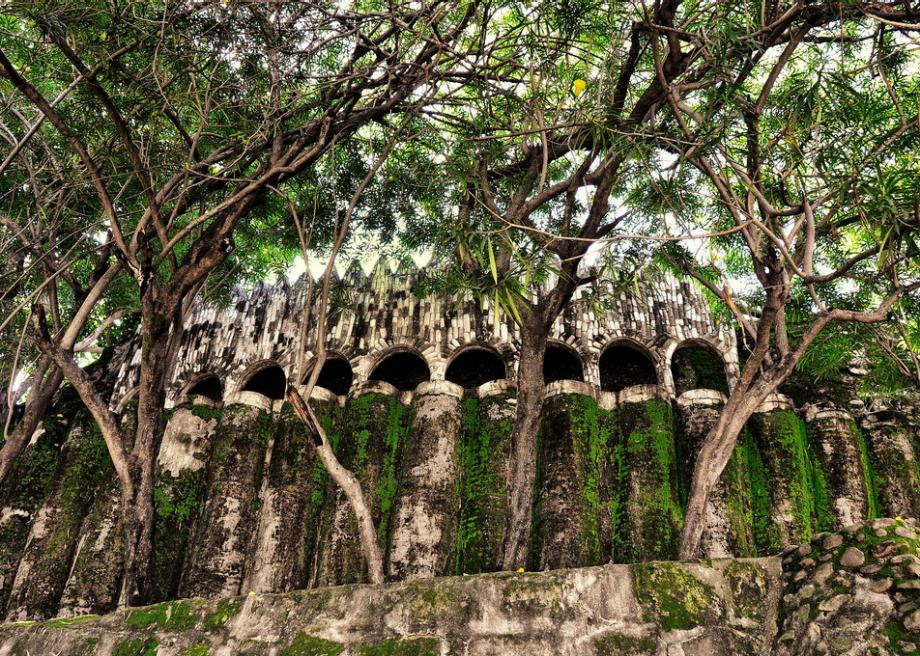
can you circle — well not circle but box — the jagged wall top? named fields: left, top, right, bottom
left=112, top=258, right=740, bottom=404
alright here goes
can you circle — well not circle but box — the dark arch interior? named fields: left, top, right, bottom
left=241, top=365, right=287, bottom=400
left=599, top=343, right=658, bottom=392
left=543, top=344, right=584, bottom=384
left=671, top=344, right=729, bottom=395
left=369, top=351, right=430, bottom=391
left=312, top=358, right=354, bottom=396
left=446, top=349, right=506, bottom=389
left=187, top=375, right=223, bottom=402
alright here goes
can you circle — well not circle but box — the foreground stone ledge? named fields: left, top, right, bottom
left=0, top=557, right=781, bottom=656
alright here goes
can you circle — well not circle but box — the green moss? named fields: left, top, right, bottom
left=125, top=600, right=199, bottom=631
left=203, top=598, right=242, bottom=630
left=280, top=632, right=345, bottom=656
left=594, top=633, right=656, bottom=655
left=724, top=560, right=768, bottom=621
left=113, top=638, right=159, bottom=656
left=854, top=425, right=881, bottom=520
left=884, top=618, right=920, bottom=653
left=189, top=404, right=224, bottom=422
left=721, top=436, right=756, bottom=557
left=186, top=644, right=211, bottom=656
left=632, top=562, right=716, bottom=630
left=455, top=394, right=515, bottom=574
left=502, top=573, right=563, bottom=610
left=375, top=396, right=409, bottom=545
left=46, top=614, right=100, bottom=627
left=357, top=638, right=440, bottom=656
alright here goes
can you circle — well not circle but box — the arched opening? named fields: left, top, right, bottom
left=543, top=343, right=584, bottom=384
left=241, top=364, right=287, bottom=400
left=599, top=342, right=658, bottom=392
left=369, top=351, right=430, bottom=391
left=670, top=343, right=729, bottom=395
left=187, top=375, right=223, bottom=403
left=446, top=348, right=506, bottom=389
left=310, top=357, right=353, bottom=396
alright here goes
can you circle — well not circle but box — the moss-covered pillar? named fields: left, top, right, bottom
left=56, top=402, right=139, bottom=616
left=532, top=381, right=609, bottom=571
left=613, top=385, right=682, bottom=562
left=4, top=415, right=111, bottom=621
left=454, top=381, right=515, bottom=576
left=313, top=383, right=409, bottom=587
left=178, top=398, right=272, bottom=599
left=805, top=405, right=876, bottom=530
left=145, top=401, right=220, bottom=603
left=863, top=412, right=920, bottom=519
left=388, top=381, right=464, bottom=581
left=675, top=390, right=755, bottom=558
left=745, top=395, right=815, bottom=553
left=0, top=399, right=73, bottom=616
left=243, top=394, right=325, bottom=594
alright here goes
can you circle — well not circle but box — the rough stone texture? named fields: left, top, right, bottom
left=454, top=388, right=516, bottom=576
left=178, top=403, right=269, bottom=599
left=388, top=383, right=463, bottom=581
left=4, top=416, right=111, bottom=621
left=804, top=406, right=872, bottom=530
left=0, top=556, right=781, bottom=656
left=314, top=391, right=410, bottom=587
left=242, top=404, right=319, bottom=594
left=614, top=388, right=683, bottom=562
left=676, top=390, right=756, bottom=559
left=863, top=412, right=920, bottom=520
left=0, top=403, right=71, bottom=616
left=775, top=518, right=920, bottom=656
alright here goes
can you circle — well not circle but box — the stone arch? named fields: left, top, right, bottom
left=184, top=374, right=223, bottom=403
left=543, top=342, right=584, bottom=384
left=599, top=340, right=658, bottom=392
left=368, top=348, right=431, bottom=391
left=308, top=355, right=354, bottom=396
left=670, top=340, right=729, bottom=396
left=445, top=345, right=507, bottom=389
left=239, top=362, right=287, bottom=400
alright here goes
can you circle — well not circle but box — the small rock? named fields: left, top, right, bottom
left=801, top=558, right=816, bottom=568
left=875, top=529, right=888, bottom=537
left=819, top=554, right=834, bottom=562
left=869, top=578, right=893, bottom=593
left=895, top=525, right=916, bottom=539
left=905, top=609, right=920, bottom=632
left=891, top=555, right=920, bottom=565
left=798, top=584, right=816, bottom=599
left=794, top=570, right=807, bottom=582
left=840, top=547, right=866, bottom=568
left=841, top=524, right=861, bottom=534
left=797, top=544, right=813, bottom=557
left=896, top=580, right=920, bottom=590
left=873, top=518, right=897, bottom=529
left=814, top=563, right=834, bottom=584
left=860, top=564, right=882, bottom=575
left=900, top=641, right=917, bottom=653
left=822, top=534, right=843, bottom=550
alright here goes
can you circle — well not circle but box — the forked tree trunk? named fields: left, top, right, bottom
left=501, top=313, right=548, bottom=570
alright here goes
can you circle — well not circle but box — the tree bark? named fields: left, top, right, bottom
left=501, top=312, right=547, bottom=570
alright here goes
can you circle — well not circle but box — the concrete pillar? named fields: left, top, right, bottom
left=805, top=405, right=873, bottom=530
left=178, top=400, right=271, bottom=599
left=313, top=383, right=409, bottom=587
left=533, top=381, right=609, bottom=570
left=5, top=415, right=111, bottom=620
left=454, top=381, right=516, bottom=576
left=612, top=385, right=681, bottom=562
left=863, top=412, right=920, bottom=519
left=388, top=381, right=464, bottom=580
left=675, top=390, right=755, bottom=558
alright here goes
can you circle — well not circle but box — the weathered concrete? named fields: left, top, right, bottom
left=0, top=556, right=782, bottom=656
left=388, top=382, right=464, bottom=581
left=178, top=403, right=269, bottom=599
left=863, top=412, right=920, bottom=520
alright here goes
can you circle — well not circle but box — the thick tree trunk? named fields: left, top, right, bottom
left=501, top=314, right=547, bottom=570
left=0, top=359, right=63, bottom=483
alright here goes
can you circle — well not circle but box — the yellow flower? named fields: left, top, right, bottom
left=517, top=567, right=525, bottom=573
left=571, top=79, right=586, bottom=98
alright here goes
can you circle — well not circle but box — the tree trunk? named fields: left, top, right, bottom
left=679, top=380, right=771, bottom=559
left=0, top=359, right=63, bottom=483
left=501, top=313, right=547, bottom=570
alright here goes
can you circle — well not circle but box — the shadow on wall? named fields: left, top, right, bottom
left=543, top=343, right=584, bottom=383
left=599, top=342, right=657, bottom=392
left=446, top=348, right=506, bottom=389
left=671, top=342, right=729, bottom=395
left=369, top=351, right=431, bottom=391
left=241, top=365, right=287, bottom=400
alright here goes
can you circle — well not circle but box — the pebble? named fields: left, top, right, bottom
left=869, top=578, right=893, bottom=593
left=905, top=609, right=920, bottom=633
left=840, top=547, right=866, bottom=568
left=822, top=534, right=843, bottom=550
